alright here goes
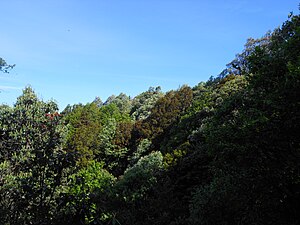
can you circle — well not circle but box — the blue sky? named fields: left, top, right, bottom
left=1, top=0, right=299, bottom=110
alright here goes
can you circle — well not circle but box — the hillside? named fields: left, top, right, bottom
left=1, top=12, right=300, bottom=225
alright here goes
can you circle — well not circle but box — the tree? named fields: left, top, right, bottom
left=0, top=86, right=73, bottom=224
left=0, top=57, right=15, bottom=73
left=92, top=96, right=103, bottom=108
left=136, top=86, right=193, bottom=143
left=62, top=161, right=115, bottom=225
left=130, top=86, right=163, bottom=121
left=219, top=33, right=271, bottom=77
left=64, top=103, right=102, bottom=167
left=114, top=151, right=163, bottom=224
left=189, top=13, right=300, bottom=225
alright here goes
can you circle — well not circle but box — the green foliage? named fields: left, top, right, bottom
left=1, top=9, right=300, bottom=225
left=189, top=175, right=240, bottom=225
left=135, top=85, right=193, bottom=153
left=110, top=121, right=134, bottom=175
left=130, top=86, right=163, bottom=120
left=114, top=93, right=132, bottom=114
left=63, top=161, right=115, bottom=224
left=69, top=161, right=114, bottom=196
left=96, top=113, right=131, bottom=175
left=163, top=142, right=190, bottom=167
left=128, top=138, right=151, bottom=166
left=99, top=103, right=131, bottom=124
left=101, top=151, right=164, bottom=225
left=0, top=57, right=15, bottom=73
left=117, top=151, right=163, bottom=202
left=220, top=33, right=271, bottom=76
left=65, top=103, right=102, bottom=166
left=92, top=96, right=103, bottom=107
left=160, top=74, right=247, bottom=168
left=64, top=101, right=132, bottom=175
left=0, top=160, right=20, bottom=223
left=97, top=117, right=128, bottom=174
left=0, top=87, right=73, bottom=224
left=188, top=13, right=300, bottom=225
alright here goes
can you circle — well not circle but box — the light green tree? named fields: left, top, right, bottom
left=130, top=86, right=163, bottom=121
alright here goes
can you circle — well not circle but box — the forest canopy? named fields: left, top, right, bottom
left=1, top=10, right=300, bottom=225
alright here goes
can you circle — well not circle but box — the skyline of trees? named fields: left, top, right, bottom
left=1, top=9, right=300, bottom=225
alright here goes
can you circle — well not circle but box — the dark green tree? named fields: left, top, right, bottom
left=0, top=57, right=15, bottom=73
left=64, top=103, right=102, bottom=167
left=0, top=87, right=73, bottom=224
left=189, top=13, right=300, bottom=225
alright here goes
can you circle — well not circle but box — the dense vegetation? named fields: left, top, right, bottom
left=1, top=12, right=300, bottom=225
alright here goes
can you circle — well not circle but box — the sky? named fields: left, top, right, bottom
left=1, top=0, right=299, bottom=110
